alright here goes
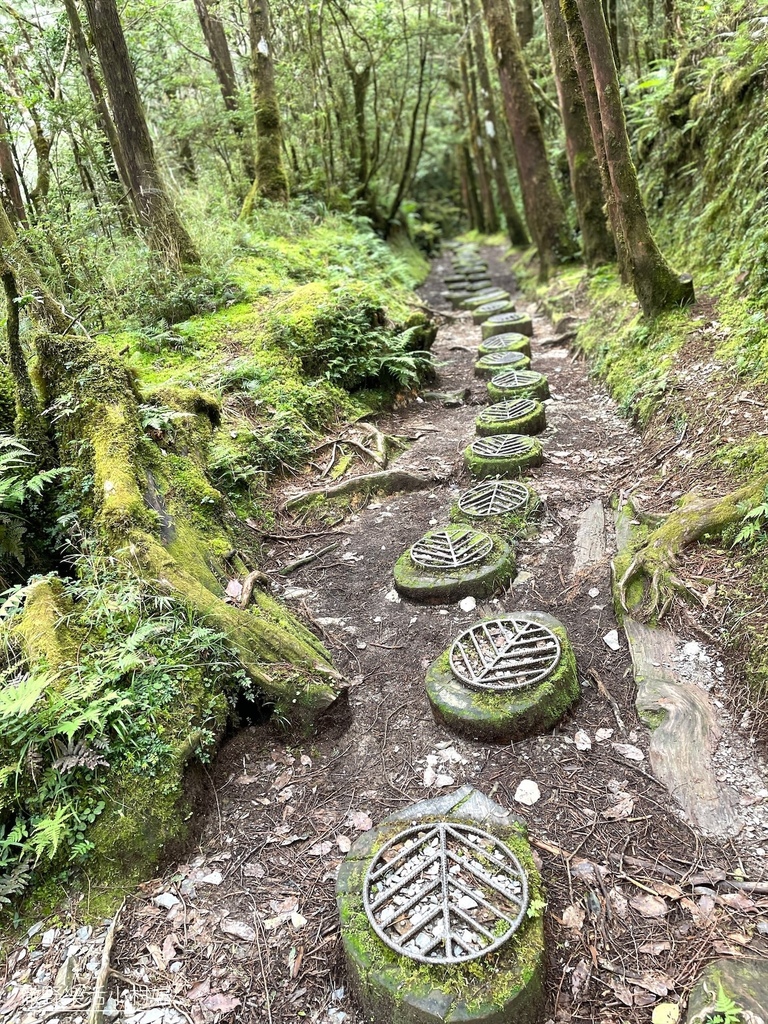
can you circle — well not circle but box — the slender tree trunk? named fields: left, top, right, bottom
left=481, top=0, right=577, bottom=276
left=0, top=204, right=69, bottom=334
left=468, top=0, right=528, bottom=244
left=602, top=0, right=620, bottom=66
left=82, top=0, right=199, bottom=266
left=573, top=0, right=694, bottom=315
left=459, top=2, right=499, bottom=234
left=241, top=0, right=288, bottom=211
left=540, top=0, right=613, bottom=264
left=0, top=111, right=27, bottom=227
left=192, top=0, right=256, bottom=182
left=461, top=143, right=484, bottom=231
left=515, top=0, right=535, bottom=44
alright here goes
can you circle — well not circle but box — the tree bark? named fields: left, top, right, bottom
left=540, top=0, right=613, bottom=264
left=468, top=0, right=528, bottom=245
left=0, top=110, right=27, bottom=227
left=192, top=0, right=256, bottom=182
left=515, top=0, right=535, bottom=44
left=82, top=0, right=199, bottom=267
left=572, top=0, right=693, bottom=315
left=481, top=0, right=577, bottom=276
left=241, top=0, right=289, bottom=211
left=459, top=1, right=499, bottom=234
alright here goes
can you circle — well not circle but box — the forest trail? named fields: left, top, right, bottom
left=6, top=247, right=768, bottom=1024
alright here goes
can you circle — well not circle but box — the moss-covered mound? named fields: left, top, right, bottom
left=393, top=526, right=515, bottom=603
left=472, top=301, right=517, bottom=325
left=337, top=788, right=546, bottom=1024
left=460, top=290, right=510, bottom=310
left=465, top=434, right=544, bottom=478
left=474, top=352, right=531, bottom=378
left=487, top=370, right=550, bottom=403
left=482, top=314, right=534, bottom=340
left=475, top=399, right=546, bottom=437
left=478, top=333, right=532, bottom=358
left=426, top=612, right=580, bottom=743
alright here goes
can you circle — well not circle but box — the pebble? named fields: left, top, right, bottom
left=153, top=893, right=180, bottom=910
left=459, top=596, right=476, bottom=612
left=603, top=630, right=620, bottom=651
left=514, top=779, right=541, bottom=806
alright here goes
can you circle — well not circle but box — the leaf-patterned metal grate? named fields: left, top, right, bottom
left=477, top=399, right=537, bottom=425
left=476, top=300, right=510, bottom=314
left=482, top=333, right=527, bottom=351
left=490, top=370, right=545, bottom=392
left=458, top=480, right=530, bottom=518
left=470, top=434, right=536, bottom=459
left=477, top=352, right=527, bottom=368
left=363, top=822, right=528, bottom=964
left=449, top=616, right=561, bottom=691
left=410, top=526, right=493, bottom=570
left=487, top=311, right=527, bottom=325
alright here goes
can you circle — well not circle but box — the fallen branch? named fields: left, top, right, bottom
left=588, top=668, right=626, bottom=732
left=279, top=541, right=340, bottom=575
left=284, top=469, right=444, bottom=511
left=88, top=899, right=125, bottom=1024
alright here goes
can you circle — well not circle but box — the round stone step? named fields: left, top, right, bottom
left=442, top=290, right=474, bottom=307
left=464, top=279, right=494, bottom=293
left=425, top=611, right=580, bottom=742
left=393, top=524, right=515, bottom=602
left=474, top=351, right=531, bottom=377
left=465, top=433, right=543, bottom=478
left=451, top=478, right=539, bottom=528
left=487, top=369, right=550, bottom=402
left=478, top=333, right=532, bottom=358
left=460, top=289, right=510, bottom=310
left=444, top=274, right=468, bottom=286
left=481, top=312, right=533, bottom=340
left=475, top=398, right=546, bottom=436
left=336, top=788, right=546, bottom=1024
left=472, top=300, right=516, bottom=325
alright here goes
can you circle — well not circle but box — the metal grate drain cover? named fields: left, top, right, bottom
left=410, top=526, right=493, bottom=570
left=477, top=351, right=526, bottom=368
left=458, top=479, right=530, bottom=517
left=449, top=616, right=561, bottom=691
left=488, top=311, right=526, bottom=324
left=482, top=333, right=527, bottom=350
left=470, top=434, right=536, bottom=459
left=478, top=399, right=538, bottom=424
left=490, top=370, right=544, bottom=391
left=363, top=822, right=528, bottom=964
left=476, top=300, right=509, bottom=314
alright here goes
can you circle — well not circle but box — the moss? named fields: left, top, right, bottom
left=487, top=374, right=550, bottom=403
left=474, top=354, right=531, bottom=378
left=449, top=490, right=541, bottom=534
left=393, top=531, right=516, bottom=603
left=13, top=578, right=75, bottom=669
left=481, top=315, right=533, bottom=341
left=0, top=361, right=16, bottom=432
left=477, top=334, right=532, bottom=358
left=460, top=290, right=510, bottom=310
left=464, top=438, right=544, bottom=479
left=472, top=301, right=517, bottom=325
left=475, top=402, right=545, bottom=437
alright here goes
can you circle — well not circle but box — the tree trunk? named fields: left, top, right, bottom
left=82, top=0, right=199, bottom=267
left=241, top=0, right=289, bottom=211
left=0, top=110, right=27, bottom=227
left=540, top=0, right=613, bottom=265
left=515, top=0, right=535, bottom=44
left=573, top=0, right=693, bottom=315
left=481, top=0, right=577, bottom=276
left=0, top=203, right=70, bottom=332
left=602, top=0, right=620, bottom=67
left=461, top=142, right=484, bottom=231
left=468, top=0, right=528, bottom=245
left=192, top=0, right=256, bottom=182
left=459, top=3, right=499, bottom=234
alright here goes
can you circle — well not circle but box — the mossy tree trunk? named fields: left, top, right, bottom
left=541, top=0, right=614, bottom=265
left=468, top=0, right=529, bottom=245
left=0, top=109, right=28, bottom=228
left=571, top=0, right=694, bottom=315
left=459, top=0, right=499, bottom=235
left=481, top=0, right=578, bottom=277
left=515, top=0, right=535, bottom=44
left=82, top=0, right=199, bottom=268
left=241, top=0, right=289, bottom=211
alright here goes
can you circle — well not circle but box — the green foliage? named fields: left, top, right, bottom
left=730, top=486, right=768, bottom=552
left=704, top=983, right=743, bottom=1024
left=0, top=435, right=66, bottom=565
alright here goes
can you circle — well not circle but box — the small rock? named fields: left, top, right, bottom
left=434, top=773, right=454, bottom=788
left=514, top=779, right=541, bottom=806
left=459, top=596, right=476, bottom=612
left=612, top=742, right=645, bottom=762
left=153, top=893, right=180, bottom=910
left=384, top=589, right=401, bottom=604
left=283, top=587, right=311, bottom=600
left=200, top=871, right=223, bottom=885
left=54, top=955, right=76, bottom=994
left=512, top=571, right=533, bottom=586
left=588, top=587, right=600, bottom=598
left=603, top=630, right=620, bottom=651
left=41, top=928, right=57, bottom=948
left=219, top=919, right=256, bottom=943
left=76, top=926, right=92, bottom=942
left=595, top=728, right=614, bottom=742
left=574, top=730, right=592, bottom=751
left=103, top=996, right=119, bottom=1019
left=457, top=895, right=478, bottom=911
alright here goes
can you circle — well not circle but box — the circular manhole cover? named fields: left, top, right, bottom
left=490, top=370, right=544, bottom=391
left=363, top=822, right=529, bottom=964
left=482, top=334, right=527, bottom=351
left=470, top=434, right=536, bottom=459
left=458, top=479, right=530, bottom=517
left=449, top=616, right=561, bottom=691
left=487, top=311, right=526, bottom=325
left=477, top=399, right=538, bottom=425
left=410, top=526, right=493, bottom=570
left=477, top=351, right=527, bottom=368
left=476, top=300, right=509, bottom=314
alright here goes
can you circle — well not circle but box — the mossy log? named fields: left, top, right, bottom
left=614, top=477, right=768, bottom=620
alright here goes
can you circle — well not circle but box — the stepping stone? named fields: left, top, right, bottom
left=464, top=279, right=494, bottom=293
left=478, top=332, right=532, bottom=358
left=426, top=612, right=580, bottom=743
left=481, top=312, right=533, bottom=340
left=472, top=300, right=516, bottom=325
left=336, top=787, right=546, bottom=1024
left=442, top=290, right=474, bottom=307
left=465, top=433, right=543, bottom=478
left=474, top=351, right=531, bottom=378
left=393, top=524, right=515, bottom=603
left=460, top=289, right=510, bottom=310
left=686, top=957, right=768, bottom=1024
left=444, top=274, right=468, bottom=286
left=475, top=399, right=546, bottom=437
left=451, top=479, right=539, bottom=528
left=487, top=369, right=550, bottom=402
left=465, top=269, right=491, bottom=281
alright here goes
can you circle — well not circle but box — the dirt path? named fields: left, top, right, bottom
left=5, top=247, right=767, bottom=1024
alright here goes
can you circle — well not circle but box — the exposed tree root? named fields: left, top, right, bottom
left=615, top=475, right=768, bottom=620
left=284, top=468, right=444, bottom=511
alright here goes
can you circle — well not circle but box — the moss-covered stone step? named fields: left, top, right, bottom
left=686, top=957, right=768, bottom=1024
left=336, top=787, right=546, bottom=1024
left=464, top=279, right=494, bottom=293
left=475, top=398, right=546, bottom=436
left=472, top=300, right=516, bottom=325
left=487, top=369, right=550, bottom=403
left=450, top=479, right=539, bottom=530
left=426, top=612, right=580, bottom=743
left=478, top=333, right=532, bottom=358
left=465, top=433, right=543, bottom=478
left=481, top=313, right=534, bottom=340
left=393, top=524, right=515, bottom=603
left=442, top=290, right=474, bottom=308
left=444, top=274, right=468, bottom=286
left=474, top=351, right=530, bottom=378
left=460, top=289, right=510, bottom=310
